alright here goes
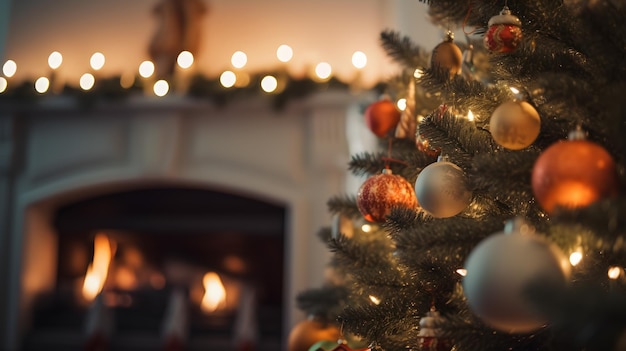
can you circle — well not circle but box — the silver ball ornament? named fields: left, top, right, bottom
left=463, top=218, right=571, bottom=334
left=414, top=156, right=472, bottom=218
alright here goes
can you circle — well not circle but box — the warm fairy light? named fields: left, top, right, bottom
left=3, top=60, right=17, bottom=77
left=509, top=86, right=520, bottom=94
left=467, top=110, right=475, bottom=121
left=220, top=70, right=236, bottom=88
left=34, top=77, right=50, bottom=93
left=276, top=44, right=293, bottom=62
left=315, top=62, right=332, bottom=80
left=608, top=266, right=622, bottom=280
left=368, top=295, right=381, bottom=305
left=456, top=268, right=468, bottom=276
left=351, top=51, right=367, bottom=69
left=153, top=79, right=169, bottom=96
left=82, top=233, right=113, bottom=302
left=569, top=250, right=583, bottom=266
left=361, top=224, right=372, bottom=233
left=201, top=272, right=227, bottom=313
left=414, top=68, right=424, bottom=79
left=231, top=51, right=247, bottom=68
left=90, top=52, right=105, bottom=70
left=396, top=98, right=407, bottom=111
left=0, top=77, right=7, bottom=93
left=138, top=61, right=155, bottom=78
left=80, top=73, right=95, bottom=90
left=48, top=51, right=63, bottom=70
left=261, top=75, right=278, bottom=93
left=177, top=50, right=194, bottom=69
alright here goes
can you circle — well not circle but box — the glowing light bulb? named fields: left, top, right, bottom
left=315, top=62, right=332, bottom=80
left=219, top=70, right=236, bottom=88
left=396, top=98, right=407, bottom=111
left=138, top=61, right=155, bottom=78
left=467, top=110, right=475, bottom=121
left=369, top=295, right=381, bottom=305
left=509, top=86, right=520, bottom=94
left=261, top=75, right=278, bottom=93
left=177, top=51, right=194, bottom=69
left=3, top=60, right=17, bottom=77
left=456, top=268, right=467, bottom=276
left=90, top=52, right=105, bottom=71
left=351, top=51, right=367, bottom=69
left=361, top=224, right=372, bottom=233
left=414, top=68, right=424, bottom=79
left=276, top=44, right=293, bottom=62
left=231, top=51, right=247, bottom=69
left=80, top=73, right=95, bottom=90
left=34, top=77, right=49, bottom=93
left=153, top=79, right=169, bottom=96
left=569, top=250, right=583, bottom=266
left=48, top=51, right=63, bottom=70
left=608, top=266, right=621, bottom=280
left=0, top=77, right=7, bottom=93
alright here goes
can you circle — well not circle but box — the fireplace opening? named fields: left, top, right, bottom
left=23, top=186, right=285, bottom=351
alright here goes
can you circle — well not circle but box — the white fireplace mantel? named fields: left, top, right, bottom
left=0, top=89, right=375, bottom=350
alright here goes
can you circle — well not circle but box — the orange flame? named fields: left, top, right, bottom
left=201, top=272, right=226, bottom=313
left=82, top=233, right=113, bottom=302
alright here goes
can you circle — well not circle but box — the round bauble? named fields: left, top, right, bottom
left=414, top=157, right=472, bottom=218
left=288, top=318, right=342, bottom=351
left=532, top=131, right=619, bottom=214
left=489, top=100, right=541, bottom=150
left=484, top=6, right=523, bottom=53
left=357, top=169, right=418, bottom=223
left=364, top=99, right=401, bottom=138
left=431, top=33, right=463, bottom=79
left=463, top=218, right=571, bottom=334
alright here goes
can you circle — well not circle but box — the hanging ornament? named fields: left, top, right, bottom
left=288, top=317, right=342, bottom=351
left=532, top=128, right=619, bottom=214
left=364, top=98, right=401, bottom=138
left=484, top=6, right=523, bottom=53
left=463, top=218, right=571, bottom=334
left=357, top=168, right=419, bottom=223
left=417, top=307, right=452, bottom=351
left=489, top=100, right=541, bottom=150
left=395, top=81, right=417, bottom=141
left=431, top=31, right=463, bottom=79
left=414, top=156, right=472, bottom=218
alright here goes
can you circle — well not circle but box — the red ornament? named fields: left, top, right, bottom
left=484, top=6, right=522, bottom=53
left=364, top=99, right=401, bottom=138
left=357, top=169, right=418, bottom=223
left=532, top=129, right=619, bottom=214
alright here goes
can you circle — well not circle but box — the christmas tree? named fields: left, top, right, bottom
left=291, top=1, right=626, bottom=351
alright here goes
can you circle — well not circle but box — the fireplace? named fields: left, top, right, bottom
left=0, top=91, right=368, bottom=350
left=23, top=186, right=285, bottom=350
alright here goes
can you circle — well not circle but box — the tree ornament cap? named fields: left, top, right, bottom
left=444, top=30, right=455, bottom=42
left=437, top=155, right=450, bottom=163
left=568, top=126, right=587, bottom=141
left=488, top=6, right=522, bottom=27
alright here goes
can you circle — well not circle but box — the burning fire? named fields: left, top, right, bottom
left=201, top=271, right=226, bottom=313
left=82, top=233, right=114, bottom=302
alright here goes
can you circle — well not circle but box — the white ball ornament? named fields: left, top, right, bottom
left=462, top=218, right=571, bottom=334
left=414, top=156, right=472, bottom=218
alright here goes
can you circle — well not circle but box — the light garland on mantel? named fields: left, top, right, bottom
left=0, top=45, right=387, bottom=110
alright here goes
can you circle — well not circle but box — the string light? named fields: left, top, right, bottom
left=138, top=61, right=155, bottom=78
left=0, top=77, right=7, bottom=93
left=608, top=266, right=622, bottom=280
left=177, top=51, right=194, bottom=69
left=260, top=75, right=278, bottom=93
left=361, top=224, right=372, bottom=233
left=48, top=51, right=63, bottom=70
left=153, top=80, right=169, bottom=97
left=220, top=70, right=236, bottom=88
left=276, top=44, right=293, bottom=63
left=414, top=68, right=424, bottom=79
left=456, top=268, right=467, bottom=276
left=79, top=73, right=95, bottom=90
left=90, top=52, right=105, bottom=71
left=396, top=98, right=407, bottom=111
left=34, top=77, right=50, bottom=93
left=315, top=62, right=332, bottom=80
left=351, top=51, right=367, bottom=69
left=509, top=86, right=520, bottom=94
left=3, top=60, right=16, bottom=77
left=368, top=295, right=381, bottom=305
left=569, top=249, right=583, bottom=266
left=467, top=110, right=475, bottom=121
left=231, top=51, right=247, bottom=69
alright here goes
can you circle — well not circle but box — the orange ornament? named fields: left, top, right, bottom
left=364, top=99, right=401, bottom=138
left=288, top=318, right=342, bottom=351
left=532, top=131, right=619, bottom=214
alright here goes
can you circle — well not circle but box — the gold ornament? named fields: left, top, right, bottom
left=489, top=100, right=541, bottom=150
left=431, top=32, right=463, bottom=79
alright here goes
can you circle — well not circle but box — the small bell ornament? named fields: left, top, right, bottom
left=417, top=307, right=452, bottom=351
left=484, top=6, right=523, bottom=53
